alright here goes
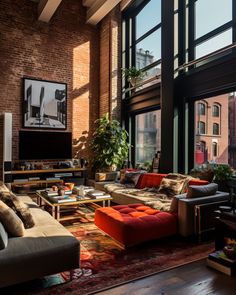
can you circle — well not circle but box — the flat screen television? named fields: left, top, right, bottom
left=19, top=131, right=72, bottom=160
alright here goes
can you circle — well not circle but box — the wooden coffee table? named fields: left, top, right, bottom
left=36, top=190, right=112, bottom=222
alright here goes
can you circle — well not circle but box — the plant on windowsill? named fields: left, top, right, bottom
left=212, top=164, right=233, bottom=192
left=91, top=113, right=130, bottom=173
left=122, top=67, right=146, bottom=87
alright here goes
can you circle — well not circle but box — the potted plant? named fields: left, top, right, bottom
left=91, top=113, right=130, bottom=173
left=122, top=67, right=146, bottom=87
left=213, top=164, right=233, bottom=192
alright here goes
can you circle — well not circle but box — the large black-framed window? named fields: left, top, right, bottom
left=182, top=0, right=235, bottom=68
left=122, top=0, right=162, bottom=93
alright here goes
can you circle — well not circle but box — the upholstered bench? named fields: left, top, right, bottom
left=95, top=203, right=177, bottom=247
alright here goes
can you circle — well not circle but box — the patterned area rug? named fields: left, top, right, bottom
left=3, top=212, right=214, bottom=295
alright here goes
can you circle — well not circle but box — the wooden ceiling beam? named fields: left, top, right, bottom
left=87, top=0, right=121, bottom=25
left=38, top=0, right=62, bottom=22
left=120, top=0, right=132, bottom=11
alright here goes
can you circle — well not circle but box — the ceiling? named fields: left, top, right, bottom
left=31, top=0, right=132, bottom=25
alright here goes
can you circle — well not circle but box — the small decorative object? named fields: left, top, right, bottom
left=58, top=188, right=65, bottom=196
left=65, top=182, right=75, bottom=190
left=122, top=67, right=146, bottom=87
left=223, top=244, right=236, bottom=260
left=23, top=77, right=67, bottom=129
left=91, top=113, right=130, bottom=172
left=51, top=185, right=58, bottom=192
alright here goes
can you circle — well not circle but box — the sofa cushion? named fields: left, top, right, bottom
left=0, top=222, right=8, bottom=250
left=136, top=173, right=167, bottom=189
left=0, top=192, right=35, bottom=229
left=158, top=173, right=192, bottom=197
left=186, top=183, right=218, bottom=198
left=0, top=200, right=25, bottom=237
left=121, top=170, right=146, bottom=187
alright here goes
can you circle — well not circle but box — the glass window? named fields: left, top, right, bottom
left=135, top=29, right=161, bottom=69
left=212, top=142, right=218, bottom=157
left=213, top=123, right=220, bottom=135
left=136, top=0, right=161, bottom=39
left=194, top=93, right=230, bottom=167
left=195, top=28, right=232, bottom=59
left=135, top=110, right=161, bottom=166
left=198, top=103, right=205, bottom=115
left=212, top=105, right=220, bottom=117
left=195, top=0, right=232, bottom=39
left=198, top=121, right=205, bottom=134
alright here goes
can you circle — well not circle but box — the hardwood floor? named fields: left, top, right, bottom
left=94, top=259, right=236, bottom=295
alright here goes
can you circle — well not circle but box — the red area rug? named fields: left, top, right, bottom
left=3, top=219, right=214, bottom=295
left=39, top=221, right=213, bottom=295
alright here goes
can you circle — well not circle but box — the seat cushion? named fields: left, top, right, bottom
left=95, top=204, right=177, bottom=246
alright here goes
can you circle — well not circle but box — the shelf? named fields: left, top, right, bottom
left=10, top=167, right=86, bottom=175
left=12, top=179, right=64, bottom=186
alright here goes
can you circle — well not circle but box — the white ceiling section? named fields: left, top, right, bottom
left=35, top=0, right=132, bottom=24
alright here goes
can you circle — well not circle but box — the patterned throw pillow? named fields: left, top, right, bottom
left=158, top=173, right=193, bottom=197
left=120, top=171, right=147, bottom=187
left=0, top=192, right=35, bottom=229
left=0, top=201, right=25, bottom=237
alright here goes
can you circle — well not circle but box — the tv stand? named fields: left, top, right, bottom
left=6, top=167, right=87, bottom=192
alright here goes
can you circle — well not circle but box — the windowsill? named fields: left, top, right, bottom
left=123, top=81, right=161, bottom=100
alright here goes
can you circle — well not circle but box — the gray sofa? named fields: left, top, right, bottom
left=0, top=191, right=80, bottom=288
left=95, top=181, right=230, bottom=237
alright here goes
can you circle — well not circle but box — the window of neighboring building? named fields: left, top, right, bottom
left=212, top=104, right=220, bottom=117
left=194, top=94, right=231, bottom=167
left=213, top=123, right=220, bottom=135
left=135, top=109, right=161, bottom=166
left=212, top=142, right=218, bottom=157
left=198, top=121, right=206, bottom=134
left=198, top=103, right=206, bottom=115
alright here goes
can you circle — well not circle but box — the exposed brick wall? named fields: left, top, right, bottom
left=99, top=5, right=121, bottom=121
left=0, top=0, right=99, bottom=177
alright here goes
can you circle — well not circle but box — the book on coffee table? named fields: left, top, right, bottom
left=48, top=195, right=77, bottom=203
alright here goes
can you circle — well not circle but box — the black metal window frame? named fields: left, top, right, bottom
left=188, top=0, right=236, bottom=64
left=122, top=0, right=162, bottom=94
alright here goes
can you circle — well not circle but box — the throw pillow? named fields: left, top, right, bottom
left=187, top=183, right=218, bottom=198
left=0, top=221, right=8, bottom=250
left=0, top=200, right=25, bottom=237
left=158, top=173, right=192, bottom=197
left=0, top=192, right=35, bottom=229
left=120, top=171, right=146, bottom=187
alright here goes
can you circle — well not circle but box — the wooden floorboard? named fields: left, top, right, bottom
left=94, top=259, right=236, bottom=295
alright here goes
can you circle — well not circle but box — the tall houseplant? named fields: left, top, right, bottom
left=91, top=113, right=130, bottom=172
left=213, top=164, right=233, bottom=192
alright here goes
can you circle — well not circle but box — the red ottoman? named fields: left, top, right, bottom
left=95, top=204, right=177, bottom=247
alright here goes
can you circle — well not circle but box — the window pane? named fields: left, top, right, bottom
left=195, top=28, right=232, bottom=59
left=195, top=0, right=232, bottom=39
left=135, top=110, right=161, bottom=166
left=194, top=94, right=229, bottom=166
left=136, top=0, right=161, bottom=39
left=135, top=64, right=161, bottom=92
left=136, top=29, right=161, bottom=69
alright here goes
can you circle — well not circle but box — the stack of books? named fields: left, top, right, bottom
left=207, top=250, right=236, bottom=276
left=86, top=190, right=110, bottom=199
left=44, top=189, right=72, bottom=196
left=48, top=195, right=77, bottom=203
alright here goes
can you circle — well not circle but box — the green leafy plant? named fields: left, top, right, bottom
left=91, top=113, right=130, bottom=172
left=122, top=67, right=146, bottom=86
left=213, top=164, right=233, bottom=182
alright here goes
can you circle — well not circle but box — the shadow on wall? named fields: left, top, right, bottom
left=72, top=130, right=89, bottom=160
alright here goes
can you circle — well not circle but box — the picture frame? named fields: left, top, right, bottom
left=22, top=77, right=67, bottom=129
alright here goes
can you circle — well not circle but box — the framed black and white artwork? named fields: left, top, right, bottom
left=23, top=77, right=67, bottom=129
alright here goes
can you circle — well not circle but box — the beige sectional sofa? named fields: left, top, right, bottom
left=0, top=189, right=80, bottom=288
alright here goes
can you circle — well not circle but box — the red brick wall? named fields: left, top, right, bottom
left=99, top=5, right=121, bottom=121
left=0, top=0, right=99, bottom=175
